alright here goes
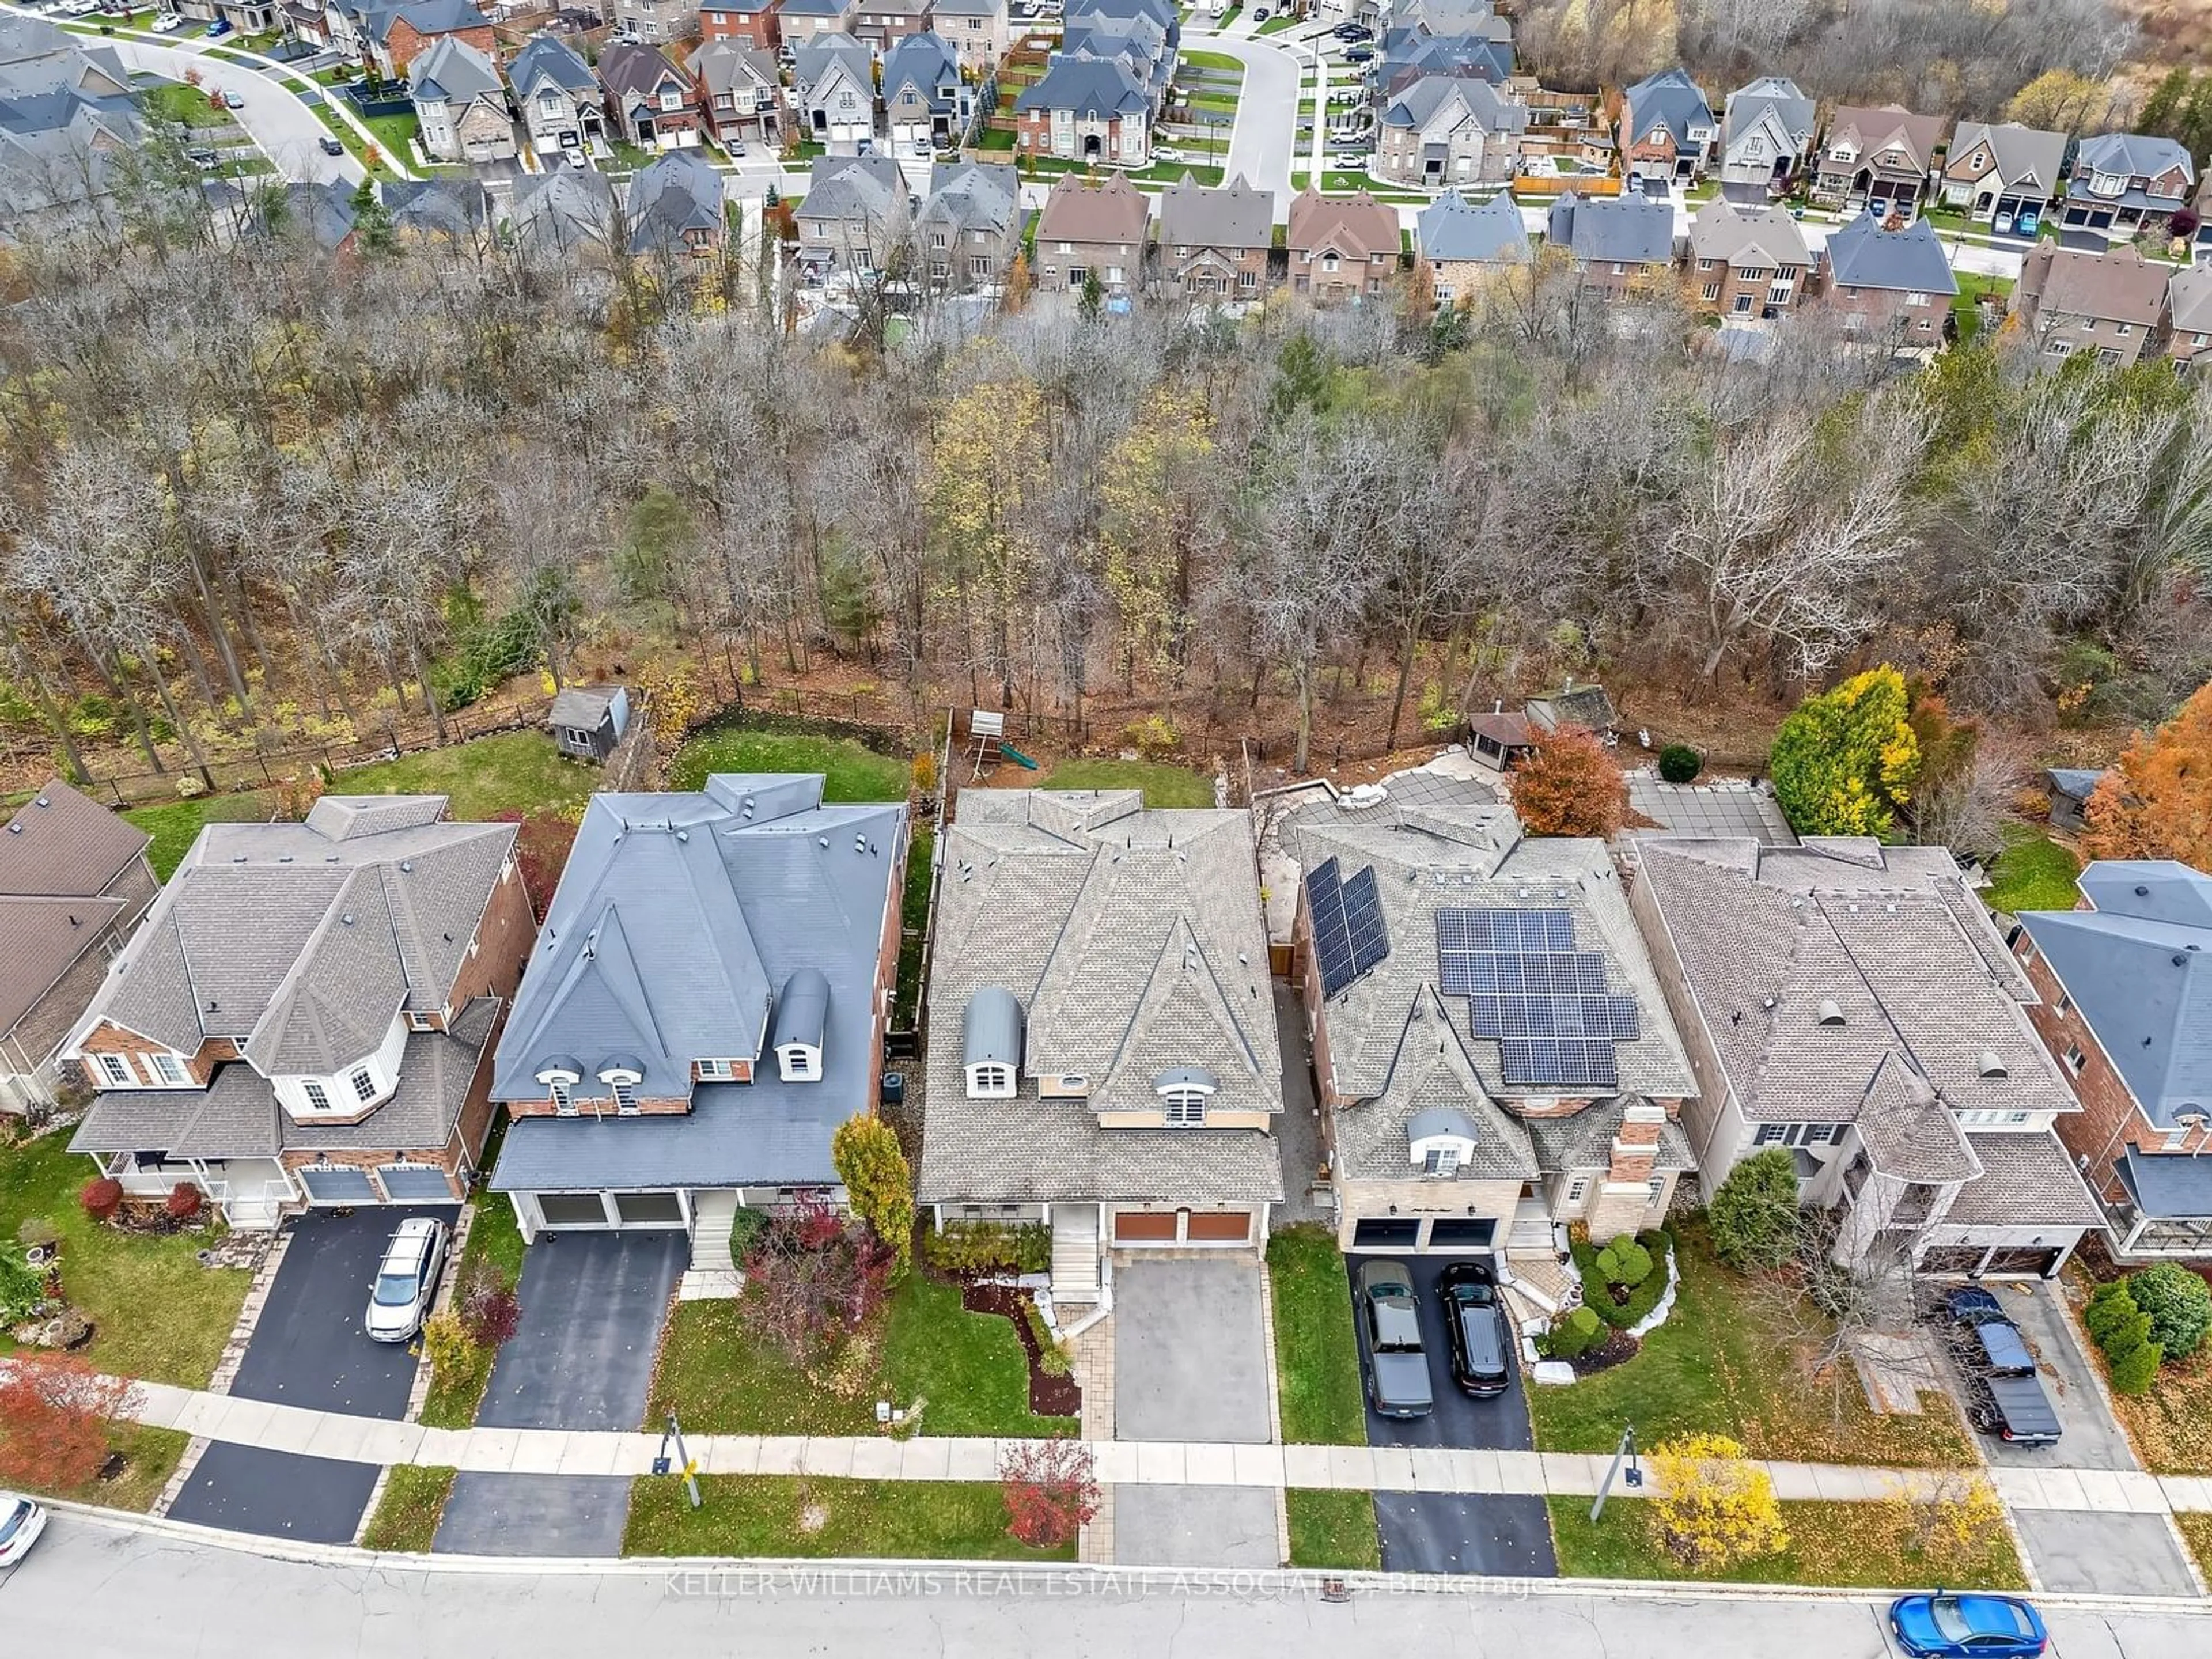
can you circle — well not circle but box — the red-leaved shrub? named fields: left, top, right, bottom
left=999, top=1439, right=1099, bottom=1550
left=457, top=1259, right=521, bottom=1349
left=165, top=1182, right=203, bottom=1221
left=79, top=1178, right=123, bottom=1223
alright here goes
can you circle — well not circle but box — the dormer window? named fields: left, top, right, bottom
left=350, top=1066, right=377, bottom=1104
left=771, top=968, right=829, bottom=1085
left=1423, top=1145, right=1460, bottom=1176
left=599, top=1059, right=645, bottom=1114
left=970, top=1063, right=1012, bottom=1094
left=538, top=1057, right=583, bottom=1116
left=1155, top=1067, right=1218, bottom=1126
left=1977, top=1051, right=2008, bottom=1080
left=550, top=1080, right=573, bottom=1113
left=305, top=1080, right=332, bottom=1111
left=1407, top=1105, right=1479, bottom=1177
left=963, top=986, right=1022, bottom=1100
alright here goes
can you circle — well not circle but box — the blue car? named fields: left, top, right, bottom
left=1888, top=1592, right=2047, bottom=1658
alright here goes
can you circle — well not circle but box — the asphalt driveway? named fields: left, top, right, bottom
left=1965, top=1281, right=2138, bottom=1471
left=2013, top=1509, right=2198, bottom=1597
left=1343, top=1252, right=1533, bottom=1452
left=165, top=1444, right=380, bottom=1546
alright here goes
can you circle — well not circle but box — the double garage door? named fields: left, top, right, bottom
left=1351, top=1216, right=1497, bottom=1251
left=1112, top=1209, right=1253, bottom=1245
left=534, top=1190, right=688, bottom=1230
left=297, top=1164, right=456, bottom=1205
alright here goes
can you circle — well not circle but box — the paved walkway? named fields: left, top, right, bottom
left=100, top=1374, right=2212, bottom=1511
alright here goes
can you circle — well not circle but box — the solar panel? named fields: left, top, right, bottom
left=1440, top=906, right=1633, bottom=1088
left=1309, top=857, right=1389, bottom=998
left=1498, top=1036, right=1619, bottom=1090
left=1343, top=866, right=1391, bottom=977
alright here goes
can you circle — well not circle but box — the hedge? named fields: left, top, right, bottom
left=1571, top=1228, right=1675, bottom=1330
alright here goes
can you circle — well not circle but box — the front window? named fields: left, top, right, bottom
left=2065, top=1043, right=2086, bottom=1074
left=351, top=1067, right=376, bottom=1104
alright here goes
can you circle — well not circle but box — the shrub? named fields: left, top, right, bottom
left=16, top=1218, right=60, bottom=1252
left=1657, top=744, right=1703, bottom=784
left=0, top=1246, right=45, bottom=1325
left=2126, top=1263, right=2212, bottom=1362
left=79, top=1177, right=123, bottom=1223
left=1123, top=714, right=1179, bottom=759
left=726, top=1205, right=770, bottom=1266
left=0, top=1354, right=130, bottom=1492
left=999, top=1439, right=1098, bottom=1549
left=1543, top=1304, right=1605, bottom=1359
left=1594, top=1238, right=1653, bottom=1289
left=456, top=1259, right=521, bottom=1349
left=1768, top=666, right=1921, bottom=837
left=1649, top=1433, right=1789, bottom=1570
left=2012, top=786, right=2053, bottom=821
left=164, top=1182, right=203, bottom=1222
left=832, top=1114, right=915, bottom=1279
left=2100, top=1307, right=2155, bottom=1365
left=1512, top=725, right=1628, bottom=838
left=421, top=1311, right=474, bottom=1384
left=2083, top=1281, right=2138, bottom=1345
left=1573, top=1231, right=1673, bottom=1328
left=911, top=750, right=938, bottom=797
left=1708, top=1149, right=1802, bottom=1271
left=921, top=1221, right=1052, bottom=1276
left=2109, top=1340, right=2163, bottom=1396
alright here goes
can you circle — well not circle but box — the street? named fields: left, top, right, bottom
left=0, top=1510, right=2207, bottom=1659
left=1177, top=24, right=1303, bottom=211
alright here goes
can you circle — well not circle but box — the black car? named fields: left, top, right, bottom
left=1343, top=43, right=1375, bottom=62
left=1945, top=1287, right=2062, bottom=1448
left=1438, top=1260, right=1510, bottom=1397
left=1333, top=22, right=1372, bottom=40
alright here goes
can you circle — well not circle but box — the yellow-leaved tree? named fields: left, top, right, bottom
left=1648, top=1433, right=1790, bottom=1571
left=1099, top=387, right=1214, bottom=690
left=927, top=372, right=1046, bottom=707
left=1768, top=665, right=1922, bottom=838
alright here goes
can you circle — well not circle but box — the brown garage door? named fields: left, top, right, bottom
left=1113, top=1210, right=1178, bottom=1242
left=1185, top=1211, right=1252, bottom=1244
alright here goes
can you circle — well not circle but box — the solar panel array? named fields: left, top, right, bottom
left=1435, top=906, right=1637, bottom=1090
left=1308, top=857, right=1391, bottom=998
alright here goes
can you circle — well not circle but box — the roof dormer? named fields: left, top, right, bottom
left=963, top=986, right=1021, bottom=1100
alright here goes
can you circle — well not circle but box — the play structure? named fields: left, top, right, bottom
left=965, top=710, right=1039, bottom=781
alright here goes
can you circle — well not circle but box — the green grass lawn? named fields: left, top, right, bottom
left=1982, top=821, right=2080, bottom=915
left=123, top=788, right=275, bottom=880
left=894, top=825, right=933, bottom=1030
left=1951, top=272, right=2013, bottom=344
left=882, top=1272, right=1074, bottom=1438
left=1266, top=1225, right=1365, bottom=1445
left=361, top=1465, right=456, bottom=1551
left=669, top=723, right=909, bottom=801
left=142, top=81, right=230, bottom=128
left=977, top=127, right=1016, bottom=151
left=418, top=1183, right=527, bottom=1430
left=1257, top=12, right=1298, bottom=31
left=626, top=1475, right=1076, bottom=1560
left=337, top=730, right=595, bottom=823
left=1548, top=1496, right=2026, bottom=1589
left=0, top=1128, right=251, bottom=1389
left=1527, top=1221, right=1976, bottom=1469
left=1180, top=49, right=1246, bottom=72
left=1037, top=758, right=1213, bottom=808
left=308, top=103, right=399, bottom=183
left=1286, top=1489, right=1380, bottom=1568
left=26, top=1422, right=188, bottom=1513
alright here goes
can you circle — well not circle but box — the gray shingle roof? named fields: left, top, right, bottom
left=1382, top=73, right=1526, bottom=138
left=1623, top=66, right=1711, bottom=149
left=2116, top=1144, right=2212, bottom=1220
left=511, top=166, right=614, bottom=253
left=688, top=38, right=778, bottom=101
left=1547, top=192, right=1673, bottom=265
left=1417, top=189, right=1529, bottom=264
left=2171, top=266, right=2212, bottom=335
left=382, top=177, right=488, bottom=238
left=548, top=686, right=619, bottom=730
left=507, top=33, right=596, bottom=99
left=881, top=31, right=960, bottom=111
left=1687, top=197, right=1809, bottom=268
left=1333, top=987, right=1539, bottom=1182
left=1724, top=75, right=1812, bottom=153
left=597, top=40, right=688, bottom=104
left=0, top=777, right=145, bottom=898
left=408, top=34, right=501, bottom=103
left=627, top=149, right=724, bottom=254
left=1524, top=1096, right=1695, bottom=1174
left=1158, top=172, right=1272, bottom=252
left=2076, top=132, right=2196, bottom=188
left=1821, top=209, right=1957, bottom=296
left=2043, top=768, right=2107, bottom=803
left=1948, top=122, right=2065, bottom=191
left=790, top=35, right=873, bottom=100
left=1945, top=1130, right=2103, bottom=1229
left=1014, top=50, right=1148, bottom=118
left=916, top=791, right=1285, bottom=1205
left=920, top=161, right=1019, bottom=237
left=803, top=153, right=904, bottom=230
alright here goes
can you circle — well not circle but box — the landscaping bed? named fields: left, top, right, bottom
left=417, top=1183, right=525, bottom=1430
left=625, top=1474, right=1075, bottom=1560
left=1266, top=1224, right=1365, bottom=1444
left=960, top=1281, right=1081, bottom=1418
left=2092, top=1297, right=2212, bottom=1475
left=1286, top=1488, right=1380, bottom=1569
left=361, top=1465, right=457, bottom=1551
left=1547, top=1495, right=2027, bottom=1589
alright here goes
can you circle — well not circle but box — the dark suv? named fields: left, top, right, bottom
left=1945, top=1287, right=2061, bottom=1448
left=1438, top=1260, right=1510, bottom=1397
left=1355, top=1259, right=1434, bottom=1419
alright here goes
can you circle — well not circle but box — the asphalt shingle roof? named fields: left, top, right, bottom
left=1623, top=66, right=1711, bottom=149
left=507, top=33, right=595, bottom=97
left=1821, top=209, right=1957, bottom=296
left=1158, top=172, right=1272, bottom=251
left=1687, top=197, right=1810, bottom=268
left=1014, top=50, right=1148, bottom=118
left=1417, top=188, right=1528, bottom=263
left=1548, top=192, right=1674, bottom=265
left=2076, top=132, right=2195, bottom=187
left=0, top=778, right=145, bottom=899
left=1724, top=75, right=1812, bottom=153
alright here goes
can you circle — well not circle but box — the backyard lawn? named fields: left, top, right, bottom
left=626, top=1475, right=1075, bottom=1560
left=338, top=731, right=595, bottom=823
left=669, top=722, right=909, bottom=801
left=360, top=1465, right=457, bottom=1551
left=123, top=788, right=275, bottom=880
left=1547, top=1496, right=2027, bottom=1590
left=418, top=1181, right=527, bottom=1430
left=1286, top=1489, right=1380, bottom=1569
left=1527, top=1221, right=1978, bottom=1469
left=1982, top=822, right=2080, bottom=915
left=1266, top=1225, right=1366, bottom=1445
left=0, top=1128, right=251, bottom=1389
left=1038, top=757, right=1213, bottom=808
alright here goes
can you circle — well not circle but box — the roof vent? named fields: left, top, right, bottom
left=279, top=855, right=293, bottom=863
left=2137, top=884, right=2151, bottom=896
left=33, top=797, right=47, bottom=808
left=1977, top=1051, right=2008, bottom=1079
left=818, top=836, right=830, bottom=849
left=400, top=860, right=414, bottom=873
left=854, top=834, right=868, bottom=853
left=232, top=854, right=247, bottom=863
left=1762, top=995, right=1778, bottom=1010
left=2177, top=955, right=2191, bottom=968
left=1343, top=783, right=1387, bottom=810
left=675, top=830, right=688, bottom=843
left=1817, top=999, right=1845, bottom=1025
left=341, top=914, right=355, bottom=926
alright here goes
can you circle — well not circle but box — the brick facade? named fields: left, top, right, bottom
left=1687, top=251, right=1806, bottom=320
left=700, top=2, right=782, bottom=46
left=383, top=18, right=497, bottom=75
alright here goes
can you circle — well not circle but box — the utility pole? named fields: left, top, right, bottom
left=1589, top=1423, right=1641, bottom=1522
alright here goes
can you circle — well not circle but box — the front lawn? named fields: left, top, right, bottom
left=123, top=788, right=275, bottom=880
left=881, top=1272, right=1073, bottom=1438
left=2100, top=1324, right=2212, bottom=1475
left=1287, top=1488, right=1380, bottom=1568
left=360, top=1465, right=456, bottom=1551
left=418, top=1183, right=526, bottom=1430
left=142, top=81, right=230, bottom=129
left=26, top=1422, right=188, bottom=1513
left=2177, top=1512, right=2212, bottom=1581
left=1982, top=821, right=2080, bottom=915
left=1547, top=1495, right=2027, bottom=1589
left=338, top=731, right=594, bottom=823
left=625, top=1474, right=1075, bottom=1560
left=0, top=1128, right=251, bottom=1389
left=669, top=721, right=909, bottom=801
left=1527, top=1221, right=1977, bottom=1469
left=1267, top=1225, right=1366, bottom=1445
left=1038, top=757, right=1213, bottom=808
left=1179, top=49, right=1245, bottom=72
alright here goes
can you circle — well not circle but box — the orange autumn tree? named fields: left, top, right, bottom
left=1510, top=725, right=1628, bottom=838
left=2082, top=681, right=2212, bottom=869
left=0, top=1354, right=128, bottom=1491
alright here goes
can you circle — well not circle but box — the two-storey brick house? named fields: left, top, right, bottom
left=2016, top=241, right=2171, bottom=366
left=1620, top=66, right=1715, bottom=183
left=1816, top=207, right=1956, bottom=348
left=1685, top=196, right=1809, bottom=322
left=1032, top=171, right=1150, bottom=296
left=1288, top=185, right=1399, bottom=302
left=1156, top=172, right=1274, bottom=301
left=1810, top=104, right=1945, bottom=219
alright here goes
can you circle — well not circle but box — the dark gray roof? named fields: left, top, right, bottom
left=510, top=166, right=613, bottom=253
left=1417, top=189, right=1527, bottom=264
left=920, top=161, right=1019, bottom=238
left=597, top=40, right=689, bottom=104
left=790, top=36, right=874, bottom=100
left=2116, top=1145, right=2212, bottom=1220
left=494, top=1076, right=857, bottom=1191
left=548, top=685, right=619, bottom=730
left=627, top=150, right=724, bottom=255
left=881, top=31, right=960, bottom=111
left=1158, top=172, right=1273, bottom=252
left=1526, top=684, right=1617, bottom=732
left=961, top=984, right=1022, bottom=1068
left=2076, top=132, right=2195, bottom=188
left=408, top=35, right=502, bottom=103
left=1724, top=75, right=1812, bottom=153
left=1623, top=66, right=1711, bottom=149
left=804, top=153, right=905, bottom=226
left=1407, top=1104, right=1479, bottom=1141
left=1821, top=209, right=1959, bottom=296
left=382, top=177, right=488, bottom=238
left=368, top=0, right=490, bottom=43
left=1381, top=73, right=1527, bottom=139
left=2043, top=767, right=2107, bottom=802
left=1014, top=50, right=1147, bottom=118
left=507, top=33, right=596, bottom=98
left=1547, top=192, right=1673, bottom=266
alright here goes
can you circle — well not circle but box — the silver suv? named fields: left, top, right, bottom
left=364, top=1216, right=450, bottom=1343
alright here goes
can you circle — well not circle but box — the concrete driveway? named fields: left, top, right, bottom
left=434, top=1232, right=685, bottom=1558
left=2012, top=1509, right=2199, bottom=1597
left=1967, top=1280, right=2138, bottom=1471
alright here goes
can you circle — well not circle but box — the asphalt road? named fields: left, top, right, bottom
left=6, top=1512, right=2211, bottom=1659
left=1179, top=24, right=1302, bottom=213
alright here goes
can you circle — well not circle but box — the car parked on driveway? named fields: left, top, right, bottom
left=1944, top=1287, right=2062, bottom=1448
left=363, top=1215, right=449, bottom=1343
left=1438, top=1260, right=1510, bottom=1397
left=0, top=1493, right=47, bottom=1568
left=1355, top=1258, right=1434, bottom=1419
left=1888, top=1592, right=2047, bottom=1658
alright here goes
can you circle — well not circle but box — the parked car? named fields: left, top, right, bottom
left=204, top=17, right=230, bottom=36
left=2015, top=208, right=2040, bottom=236
left=1335, top=22, right=1372, bottom=41
left=1152, top=144, right=1185, bottom=164
left=730, top=140, right=748, bottom=158
left=223, top=91, right=245, bottom=110
left=1992, top=211, right=2014, bottom=235
left=1888, top=1593, right=2047, bottom=1658
left=0, top=1493, right=47, bottom=1569
left=1355, top=1259, right=1434, bottom=1419
left=319, top=134, right=344, bottom=156
left=1944, top=1287, right=2062, bottom=1448
left=363, top=1215, right=450, bottom=1343
left=566, top=148, right=588, bottom=169
left=186, top=146, right=218, bottom=167
left=1344, top=43, right=1374, bottom=62
left=150, top=10, right=184, bottom=29
left=856, top=137, right=874, bottom=156
left=1252, top=6, right=1270, bottom=18
left=1437, top=1260, right=1510, bottom=1397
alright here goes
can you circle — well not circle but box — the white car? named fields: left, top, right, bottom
left=150, top=11, right=185, bottom=28
left=363, top=1215, right=450, bottom=1344
left=0, top=1494, right=47, bottom=1569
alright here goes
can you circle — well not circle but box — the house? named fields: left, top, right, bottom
left=1620, top=67, right=1715, bottom=183
left=1278, top=787, right=1695, bottom=1279
left=2016, top=241, right=2170, bottom=366
left=599, top=41, right=700, bottom=150
left=382, top=176, right=491, bottom=243
left=915, top=789, right=1283, bottom=1302
left=1464, top=707, right=1536, bottom=770
left=626, top=148, right=725, bottom=256
left=851, top=0, right=933, bottom=50
left=1633, top=837, right=2103, bottom=1280
left=2065, top=134, right=2195, bottom=236
left=790, top=36, right=878, bottom=150
left=796, top=153, right=910, bottom=276
left=930, top=0, right=1010, bottom=71
left=507, top=34, right=603, bottom=160
left=882, top=31, right=970, bottom=154
left=1816, top=208, right=1956, bottom=346
left=698, top=1, right=783, bottom=49
left=1288, top=185, right=1399, bottom=302
left=604, top=0, right=692, bottom=46
left=916, top=160, right=1022, bottom=291
left=1941, top=121, right=2065, bottom=230
left=0, top=782, right=156, bottom=1115
left=487, top=773, right=904, bottom=1248
left=1014, top=51, right=1152, bottom=167
left=547, top=685, right=632, bottom=764
left=1415, top=188, right=1527, bottom=309
left=1718, top=75, right=1813, bottom=194
left=65, top=796, right=532, bottom=1229
left=1375, top=73, right=1528, bottom=188
left=1524, top=681, right=1616, bottom=738
left=1156, top=172, right=1274, bottom=301
left=1032, top=172, right=1150, bottom=296
left=690, top=37, right=783, bottom=150
left=256, top=179, right=359, bottom=251
left=351, top=0, right=497, bottom=80
left=1546, top=190, right=1675, bottom=299
left=1061, top=8, right=1174, bottom=114
left=509, top=165, right=616, bottom=256
left=2168, top=266, right=2212, bottom=373
left=407, top=36, right=514, bottom=166
left=1810, top=105, right=1946, bottom=218
left=0, top=78, right=139, bottom=241
left=1376, top=30, right=1513, bottom=106
left=1686, top=196, right=1811, bottom=322
left=2014, top=862, right=2212, bottom=1260
left=2041, top=768, right=2107, bottom=836
left=777, top=0, right=859, bottom=44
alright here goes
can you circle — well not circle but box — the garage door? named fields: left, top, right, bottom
left=1427, top=1217, right=1496, bottom=1249
left=613, top=1191, right=685, bottom=1226
left=1185, top=1211, right=1252, bottom=1244
left=1113, top=1211, right=1177, bottom=1243
left=378, top=1165, right=455, bottom=1201
left=1351, top=1217, right=1420, bottom=1248
left=298, top=1166, right=376, bottom=1204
